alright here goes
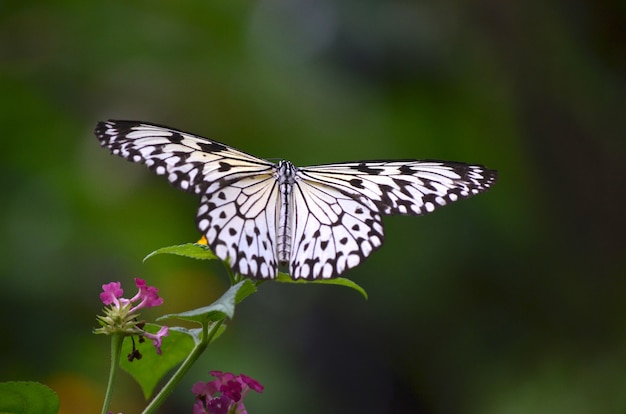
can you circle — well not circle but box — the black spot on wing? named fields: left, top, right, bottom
left=398, top=164, right=415, bottom=175
left=354, top=163, right=384, bottom=175
left=377, top=184, right=395, bottom=206
left=170, top=132, right=184, bottom=143
left=349, top=178, right=364, bottom=189
left=198, top=141, right=227, bottom=152
left=304, top=257, right=320, bottom=269
left=392, top=178, right=414, bottom=197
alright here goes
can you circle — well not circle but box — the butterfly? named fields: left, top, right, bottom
left=95, top=120, right=497, bottom=280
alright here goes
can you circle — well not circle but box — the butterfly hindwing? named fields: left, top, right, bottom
left=196, top=176, right=280, bottom=279
left=290, top=178, right=384, bottom=279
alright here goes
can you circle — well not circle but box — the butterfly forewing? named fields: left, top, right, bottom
left=95, top=120, right=276, bottom=196
left=298, top=161, right=497, bottom=216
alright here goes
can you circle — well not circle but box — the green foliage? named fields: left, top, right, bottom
left=146, top=243, right=368, bottom=298
left=3, top=1, right=623, bottom=412
left=115, top=242, right=368, bottom=407
left=275, top=272, right=368, bottom=300
left=0, top=382, right=59, bottom=414
left=120, top=325, right=194, bottom=400
left=159, top=280, right=256, bottom=325
left=120, top=280, right=255, bottom=400
left=144, top=242, right=218, bottom=262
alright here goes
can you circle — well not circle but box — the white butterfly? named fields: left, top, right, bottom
left=95, top=120, right=497, bottom=280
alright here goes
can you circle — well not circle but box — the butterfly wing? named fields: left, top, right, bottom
left=288, top=160, right=497, bottom=279
left=95, top=120, right=280, bottom=278
left=290, top=178, right=384, bottom=279
left=95, top=120, right=276, bottom=195
left=298, top=160, right=497, bottom=216
left=197, top=175, right=280, bottom=278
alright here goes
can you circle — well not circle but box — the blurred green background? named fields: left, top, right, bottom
left=1, top=1, right=624, bottom=413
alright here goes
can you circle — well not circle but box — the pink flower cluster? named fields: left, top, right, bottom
left=97, top=278, right=168, bottom=355
left=101, top=278, right=164, bottom=310
left=192, top=371, right=264, bottom=414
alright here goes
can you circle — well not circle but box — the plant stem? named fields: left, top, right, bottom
left=142, top=319, right=224, bottom=414
left=101, top=334, right=124, bottom=414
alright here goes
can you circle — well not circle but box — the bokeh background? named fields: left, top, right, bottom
left=1, top=1, right=624, bottom=413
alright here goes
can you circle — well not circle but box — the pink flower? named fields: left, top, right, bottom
left=98, top=278, right=163, bottom=312
left=143, top=325, right=169, bottom=355
left=95, top=278, right=168, bottom=359
left=192, top=372, right=263, bottom=414
left=100, top=282, right=123, bottom=305
left=130, top=278, right=164, bottom=310
left=239, top=374, right=264, bottom=393
left=206, top=395, right=230, bottom=414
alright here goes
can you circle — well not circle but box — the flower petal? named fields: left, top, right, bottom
left=100, top=282, right=123, bottom=305
left=239, top=374, right=264, bottom=393
left=143, top=325, right=169, bottom=354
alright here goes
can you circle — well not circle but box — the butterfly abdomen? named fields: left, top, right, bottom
left=276, top=161, right=297, bottom=264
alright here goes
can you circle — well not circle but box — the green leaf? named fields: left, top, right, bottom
left=169, top=325, right=227, bottom=345
left=0, top=381, right=59, bottom=414
left=120, top=324, right=194, bottom=400
left=158, top=280, right=256, bottom=325
left=234, top=278, right=257, bottom=304
left=275, top=272, right=368, bottom=300
left=144, top=243, right=217, bottom=262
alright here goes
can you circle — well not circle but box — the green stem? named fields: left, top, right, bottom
left=101, top=334, right=124, bottom=414
left=142, top=319, right=224, bottom=414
